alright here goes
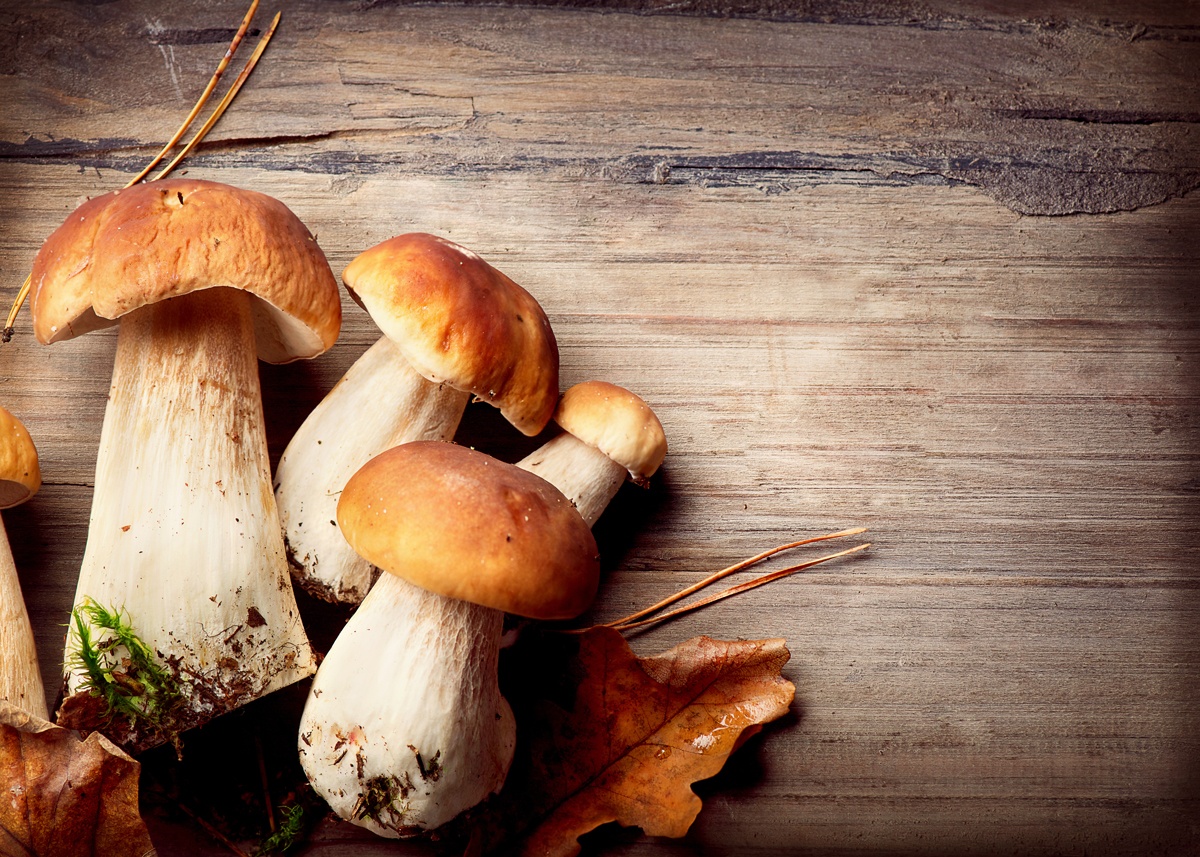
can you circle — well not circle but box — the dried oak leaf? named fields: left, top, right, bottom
left=0, top=701, right=155, bottom=857
left=473, top=626, right=794, bottom=857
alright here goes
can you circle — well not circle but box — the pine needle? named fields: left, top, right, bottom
left=126, top=0, right=262, bottom=187
left=150, top=11, right=281, bottom=181
left=602, top=527, right=867, bottom=629
left=2, top=275, right=29, bottom=342
left=609, top=542, right=871, bottom=633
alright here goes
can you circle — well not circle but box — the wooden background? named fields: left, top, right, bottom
left=1, top=0, right=1198, bottom=854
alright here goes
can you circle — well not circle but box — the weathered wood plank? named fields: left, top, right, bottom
left=3, top=1, right=1199, bottom=213
left=1, top=0, right=1198, bottom=855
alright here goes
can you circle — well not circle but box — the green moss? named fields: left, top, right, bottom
left=66, top=597, right=183, bottom=740
left=253, top=805, right=306, bottom=856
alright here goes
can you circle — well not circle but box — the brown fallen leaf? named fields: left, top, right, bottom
left=467, top=626, right=794, bottom=857
left=0, top=701, right=155, bottom=857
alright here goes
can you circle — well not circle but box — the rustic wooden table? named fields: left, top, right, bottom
left=2, top=1, right=1198, bottom=854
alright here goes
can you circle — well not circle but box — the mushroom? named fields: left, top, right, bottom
left=297, top=440, right=599, bottom=837
left=29, top=178, right=341, bottom=751
left=518, top=380, right=668, bottom=525
left=274, top=233, right=559, bottom=604
left=297, top=383, right=666, bottom=836
left=0, top=406, right=47, bottom=719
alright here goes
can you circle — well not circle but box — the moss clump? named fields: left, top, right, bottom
left=66, top=597, right=183, bottom=745
left=253, top=804, right=307, bottom=855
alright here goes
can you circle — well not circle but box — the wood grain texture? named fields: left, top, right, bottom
left=1, top=0, right=1198, bottom=854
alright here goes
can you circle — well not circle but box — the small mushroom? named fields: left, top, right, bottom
left=275, top=233, right=559, bottom=604
left=518, top=380, right=668, bottom=524
left=0, top=406, right=46, bottom=719
left=297, top=441, right=598, bottom=836
left=30, top=178, right=341, bottom=751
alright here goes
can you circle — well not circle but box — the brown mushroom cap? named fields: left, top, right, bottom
left=0, top=407, right=40, bottom=510
left=341, top=234, right=559, bottom=436
left=337, top=441, right=599, bottom=620
left=30, top=179, right=341, bottom=363
left=554, top=381, right=668, bottom=484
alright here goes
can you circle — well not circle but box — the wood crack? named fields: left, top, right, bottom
left=355, top=1, right=1200, bottom=42
left=4, top=136, right=1197, bottom=216
left=143, top=26, right=263, bottom=47
left=998, top=109, right=1200, bottom=126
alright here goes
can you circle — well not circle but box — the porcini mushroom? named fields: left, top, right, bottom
left=29, top=178, right=341, bottom=751
left=518, top=380, right=668, bottom=525
left=297, top=440, right=598, bottom=836
left=275, top=233, right=559, bottom=604
left=0, top=406, right=47, bottom=719
left=298, top=384, right=666, bottom=836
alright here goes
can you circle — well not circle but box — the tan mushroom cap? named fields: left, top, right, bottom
left=0, top=407, right=40, bottom=510
left=341, top=233, right=559, bottom=436
left=30, top=179, right=341, bottom=364
left=554, top=381, right=667, bottom=485
left=337, top=441, right=599, bottom=620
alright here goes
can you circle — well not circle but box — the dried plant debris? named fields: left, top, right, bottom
left=464, top=626, right=795, bottom=857
left=0, top=702, right=156, bottom=857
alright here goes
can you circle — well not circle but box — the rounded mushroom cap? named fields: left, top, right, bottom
left=554, top=381, right=667, bottom=485
left=30, top=179, right=341, bottom=364
left=341, top=234, right=559, bottom=436
left=337, top=441, right=599, bottom=620
left=0, top=407, right=40, bottom=509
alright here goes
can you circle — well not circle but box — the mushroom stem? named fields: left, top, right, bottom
left=59, top=287, right=315, bottom=752
left=298, top=572, right=514, bottom=837
left=517, top=432, right=629, bottom=527
left=275, top=337, right=468, bottom=603
left=0, top=517, right=48, bottom=719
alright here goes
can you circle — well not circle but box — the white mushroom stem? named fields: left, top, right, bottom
left=298, top=436, right=626, bottom=836
left=517, top=432, right=628, bottom=526
left=0, top=517, right=48, bottom=720
left=298, top=574, right=514, bottom=837
left=274, top=337, right=468, bottom=603
left=60, top=287, right=315, bottom=752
